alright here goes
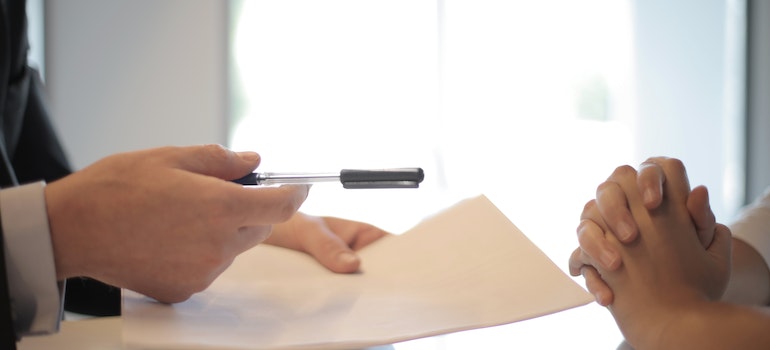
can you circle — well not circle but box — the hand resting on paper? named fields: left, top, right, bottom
left=266, top=212, right=390, bottom=274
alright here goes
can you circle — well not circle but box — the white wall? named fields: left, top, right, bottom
left=45, top=0, right=228, bottom=170
left=630, top=0, right=745, bottom=220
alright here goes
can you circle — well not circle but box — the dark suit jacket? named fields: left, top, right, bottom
left=1, top=0, right=120, bottom=346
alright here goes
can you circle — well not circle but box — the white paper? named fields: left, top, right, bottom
left=122, top=195, right=593, bottom=349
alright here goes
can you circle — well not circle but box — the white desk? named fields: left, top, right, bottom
left=18, top=317, right=123, bottom=350
left=16, top=317, right=396, bottom=350
left=17, top=303, right=628, bottom=350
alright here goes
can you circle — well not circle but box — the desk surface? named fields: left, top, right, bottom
left=18, top=317, right=123, bottom=350
left=17, top=317, right=393, bottom=350
left=17, top=303, right=628, bottom=350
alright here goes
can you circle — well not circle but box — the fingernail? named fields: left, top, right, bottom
left=238, top=151, right=260, bottom=163
left=338, top=252, right=359, bottom=266
left=600, top=250, right=618, bottom=269
left=617, top=221, right=634, bottom=241
left=643, top=188, right=656, bottom=205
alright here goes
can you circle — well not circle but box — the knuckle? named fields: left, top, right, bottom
left=611, top=164, right=636, bottom=178
left=642, top=156, right=666, bottom=166
left=568, top=249, right=584, bottom=274
left=581, top=199, right=597, bottom=218
left=595, top=181, right=613, bottom=194
left=576, top=222, right=593, bottom=245
left=576, top=220, right=602, bottom=250
left=664, top=157, right=686, bottom=173
left=595, top=181, right=621, bottom=202
left=202, top=143, right=231, bottom=161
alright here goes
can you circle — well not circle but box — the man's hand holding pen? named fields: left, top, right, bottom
left=45, top=145, right=393, bottom=304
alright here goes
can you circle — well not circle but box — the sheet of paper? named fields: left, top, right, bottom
left=122, top=195, right=593, bottom=349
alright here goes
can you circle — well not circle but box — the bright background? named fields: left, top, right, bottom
left=41, top=0, right=748, bottom=348
left=226, top=1, right=745, bottom=348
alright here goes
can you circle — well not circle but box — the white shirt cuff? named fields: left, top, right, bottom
left=730, top=187, right=770, bottom=274
left=0, top=181, right=63, bottom=335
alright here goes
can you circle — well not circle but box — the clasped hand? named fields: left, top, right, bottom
left=568, top=157, right=731, bottom=347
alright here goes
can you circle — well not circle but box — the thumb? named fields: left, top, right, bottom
left=581, top=266, right=615, bottom=306
left=708, top=223, right=732, bottom=262
left=173, top=144, right=261, bottom=180
left=688, top=185, right=716, bottom=248
left=708, top=222, right=733, bottom=298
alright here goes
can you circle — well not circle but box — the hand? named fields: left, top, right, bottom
left=265, top=212, right=390, bottom=273
left=46, top=144, right=310, bottom=303
left=568, top=157, right=718, bottom=305
left=586, top=161, right=732, bottom=347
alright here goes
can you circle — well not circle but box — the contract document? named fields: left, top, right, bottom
left=122, top=195, right=593, bottom=349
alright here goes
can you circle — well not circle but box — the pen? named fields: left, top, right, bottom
left=232, top=168, right=424, bottom=189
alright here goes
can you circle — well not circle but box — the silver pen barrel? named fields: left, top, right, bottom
left=232, top=168, right=423, bottom=188
left=256, top=172, right=340, bottom=185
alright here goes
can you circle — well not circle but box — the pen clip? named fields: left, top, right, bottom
left=340, top=168, right=424, bottom=189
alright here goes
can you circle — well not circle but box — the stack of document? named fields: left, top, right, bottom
left=122, top=195, right=592, bottom=349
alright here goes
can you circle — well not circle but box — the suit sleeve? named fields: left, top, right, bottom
left=11, top=69, right=121, bottom=318
left=0, top=210, right=18, bottom=350
left=9, top=69, right=70, bottom=184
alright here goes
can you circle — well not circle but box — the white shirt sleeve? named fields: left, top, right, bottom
left=730, top=187, right=770, bottom=273
left=0, top=181, right=63, bottom=336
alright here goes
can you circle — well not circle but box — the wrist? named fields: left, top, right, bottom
left=614, top=291, right=709, bottom=350
left=45, top=179, right=86, bottom=280
left=636, top=299, right=716, bottom=350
